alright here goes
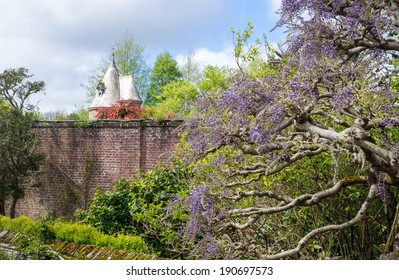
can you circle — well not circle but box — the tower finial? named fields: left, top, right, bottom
left=112, top=41, right=116, bottom=67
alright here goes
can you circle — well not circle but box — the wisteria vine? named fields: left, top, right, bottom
left=180, top=0, right=399, bottom=259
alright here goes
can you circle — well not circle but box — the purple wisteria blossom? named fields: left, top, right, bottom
left=184, top=185, right=216, bottom=240
left=180, top=0, right=399, bottom=260
left=191, top=233, right=220, bottom=259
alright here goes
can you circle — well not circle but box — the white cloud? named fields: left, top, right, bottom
left=263, top=0, right=282, bottom=19
left=0, top=36, right=102, bottom=113
left=176, top=46, right=237, bottom=70
left=270, top=0, right=282, bottom=11
left=2, top=0, right=225, bottom=50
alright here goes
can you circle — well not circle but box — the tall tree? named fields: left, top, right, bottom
left=0, top=68, right=45, bottom=218
left=180, top=1, right=399, bottom=259
left=146, top=51, right=182, bottom=106
left=83, top=33, right=150, bottom=103
left=113, top=32, right=151, bottom=100
left=179, top=50, right=202, bottom=85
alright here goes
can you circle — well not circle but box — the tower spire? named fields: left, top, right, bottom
left=112, top=41, right=116, bottom=67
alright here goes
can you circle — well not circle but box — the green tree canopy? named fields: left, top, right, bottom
left=146, top=51, right=182, bottom=106
left=0, top=68, right=45, bottom=111
left=0, top=68, right=45, bottom=218
left=197, top=65, right=230, bottom=92
left=148, top=80, right=199, bottom=120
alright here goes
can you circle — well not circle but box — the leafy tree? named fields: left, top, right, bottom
left=83, top=33, right=150, bottom=102
left=180, top=1, right=399, bottom=259
left=179, top=51, right=202, bottom=85
left=146, top=81, right=199, bottom=120
left=0, top=68, right=45, bottom=218
left=66, top=106, right=90, bottom=121
left=0, top=68, right=45, bottom=111
left=197, top=65, right=231, bottom=92
left=146, top=51, right=182, bottom=106
left=114, top=33, right=151, bottom=100
left=231, top=21, right=261, bottom=70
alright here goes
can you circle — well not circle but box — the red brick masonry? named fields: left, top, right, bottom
left=12, top=120, right=182, bottom=219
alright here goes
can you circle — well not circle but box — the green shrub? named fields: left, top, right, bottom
left=0, top=215, right=35, bottom=233
left=51, top=221, right=148, bottom=253
left=75, top=180, right=134, bottom=235
left=0, top=250, right=9, bottom=260
left=0, top=215, right=148, bottom=255
left=33, top=220, right=56, bottom=243
left=75, top=166, right=190, bottom=258
left=52, top=222, right=101, bottom=245
left=102, top=234, right=147, bottom=252
left=0, top=215, right=8, bottom=229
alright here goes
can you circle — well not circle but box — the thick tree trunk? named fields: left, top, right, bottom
left=0, top=199, right=5, bottom=216
left=10, top=197, right=18, bottom=219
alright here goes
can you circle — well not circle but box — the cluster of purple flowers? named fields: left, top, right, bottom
left=235, top=154, right=245, bottom=164
left=184, top=185, right=215, bottom=240
left=330, top=87, right=353, bottom=110
left=250, top=126, right=262, bottom=143
left=187, top=185, right=207, bottom=215
left=218, top=78, right=265, bottom=122
left=377, top=174, right=390, bottom=210
left=192, top=233, right=220, bottom=259
left=382, top=117, right=399, bottom=129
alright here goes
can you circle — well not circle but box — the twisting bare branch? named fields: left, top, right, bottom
left=225, top=189, right=293, bottom=204
left=228, top=176, right=367, bottom=217
left=264, top=183, right=377, bottom=259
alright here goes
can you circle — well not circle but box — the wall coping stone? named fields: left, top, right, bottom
left=32, top=119, right=184, bottom=129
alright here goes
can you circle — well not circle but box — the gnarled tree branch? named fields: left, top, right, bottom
left=264, top=183, right=377, bottom=259
left=228, top=176, right=367, bottom=218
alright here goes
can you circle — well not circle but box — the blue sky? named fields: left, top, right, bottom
left=0, top=0, right=284, bottom=113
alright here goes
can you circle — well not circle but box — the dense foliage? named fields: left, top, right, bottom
left=75, top=166, right=190, bottom=258
left=146, top=81, right=199, bottom=120
left=146, top=51, right=183, bottom=106
left=0, top=68, right=45, bottom=218
left=179, top=0, right=399, bottom=259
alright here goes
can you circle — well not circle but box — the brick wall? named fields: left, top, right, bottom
left=11, top=120, right=182, bottom=219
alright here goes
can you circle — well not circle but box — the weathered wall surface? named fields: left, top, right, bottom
left=12, top=120, right=182, bottom=220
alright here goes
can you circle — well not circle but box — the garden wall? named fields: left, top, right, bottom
left=10, top=120, right=182, bottom=220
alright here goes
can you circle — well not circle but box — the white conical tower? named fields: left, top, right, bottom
left=88, top=53, right=121, bottom=119
left=88, top=47, right=143, bottom=119
left=119, top=75, right=142, bottom=104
